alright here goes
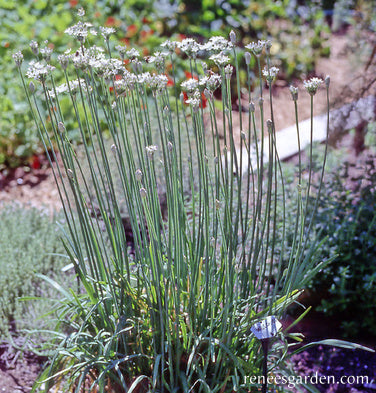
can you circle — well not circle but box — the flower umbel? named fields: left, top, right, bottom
left=303, top=77, right=323, bottom=96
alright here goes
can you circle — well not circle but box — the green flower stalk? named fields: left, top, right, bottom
left=15, top=9, right=333, bottom=393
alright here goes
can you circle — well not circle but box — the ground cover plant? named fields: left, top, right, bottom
left=305, top=135, right=376, bottom=338
left=0, top=204, right=68, bottom=338
left=14, top=7, right=371, bottom=393
left=1, top=0, right=331, bottom=170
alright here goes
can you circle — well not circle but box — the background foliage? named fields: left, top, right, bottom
left=1, top=0, right=331, bottom=169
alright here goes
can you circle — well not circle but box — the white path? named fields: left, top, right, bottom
left=234, top=95, right=375, bottom=174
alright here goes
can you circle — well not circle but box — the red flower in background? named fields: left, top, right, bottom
left=127, top=24, right=138, bottom=37
left=69, top=0, right=78, bottom=7
left=31, top=155, right=41, bottom=170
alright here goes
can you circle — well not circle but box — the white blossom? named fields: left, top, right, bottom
left=262, top=66, right=279, bottom=84
left=40, top=46, right=53, bottom=61
left=30, top=40, right=39, bottom=56
left=126, top=48, right=140, bottom=59
left=26, top=60, right=55, bottom=82
left=202, top=36, right=233, bottom=53
left=199, top=73, right=221, bottom=91
left=161, top=39, right=178, bottom=52
left=147, top=51, right=169, bottom=71
left=303, top=77, right=323, bottom=96
left=209, top=52, right=230, bottom=67
left=12, top=51, right=23, bottom=67
left=65, top=21, right=94, bottom=42
left=181, top=78, right=199, bottom=94
left=178, top=38, right=201, bottom=58
left=100, top=26, right=116, bottom=40
left=146, top=145, right=158, bottom=158
left=245, top=40, right=271, bottom=56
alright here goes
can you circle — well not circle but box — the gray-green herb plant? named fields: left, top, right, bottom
left=15, top=8, right=355, bottom=393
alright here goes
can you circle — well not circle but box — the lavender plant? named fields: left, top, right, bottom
left=15, top=8, right=337, bottom=393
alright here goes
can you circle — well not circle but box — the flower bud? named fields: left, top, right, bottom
left=111, top=144, right=117, bottom=154
left=140, top=187, right=147, bottom=198
left=229, top=30, right=236, bottom=44
left=29, top=81, right=35, bottom=94
left=58, top=121, right=66, bottom=133
left=244, top=52, right=251, bottom=66
left=67, top=169, right=74, bottom=179
left=135, top=169, right=142, bottom=182
left=325, top=75, right=330, bottom=88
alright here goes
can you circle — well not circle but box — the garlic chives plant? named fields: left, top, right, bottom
left=15, top=9, right=332, bottom=393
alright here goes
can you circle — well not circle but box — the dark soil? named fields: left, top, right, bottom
left=0, top=338, right=46, bottom=392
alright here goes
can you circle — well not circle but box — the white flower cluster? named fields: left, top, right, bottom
left=126, top=48, right=140, bottom=59
left=209, top=52, right=230, bottom=67
left=26, top=60, right=55, bottom=82
left=245, top=39, right=272, bottom=56
left=40, top=46, right=53, bottom=61
left=199, top=73, right=221, bottom=91
left=113, top=71, right=138, bottom=93
left=137, top=72, right=168, bottom=92
left=303, top=77, right=323, bottom=96
left=48, top=78, right=92, bottom=99
left=177, top=38, right=201, bottom=58
left=147, top=51, right=169, bottom=71
left=185, top=90, right=201, bottom=112
left=181, top=78, right=199, bottom=94
left=262, top=66, right=279, bottom=84
left=12, top=51, right=23, bottom=67
left=65, top=21, right=96, bottom=42
left=99, top=26, right=116, bottom=40
left=201, top=36, right=233, bottom=53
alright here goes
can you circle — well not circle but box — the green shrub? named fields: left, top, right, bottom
left=0, top=204, right=69, bottom=338
left=307, top=152, right=376, bottom=337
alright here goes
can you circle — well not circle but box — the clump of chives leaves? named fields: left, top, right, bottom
left=16, top=9, right=336, bottom=393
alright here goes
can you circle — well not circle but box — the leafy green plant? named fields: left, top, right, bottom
left=0, top=204, right=69, bottom=338
left=307, top=153, right=376, bottom=337
left=15, top=8, right=357, bottom=392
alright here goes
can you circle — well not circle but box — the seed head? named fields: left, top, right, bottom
left=266, top=119, right=273, bottom=131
